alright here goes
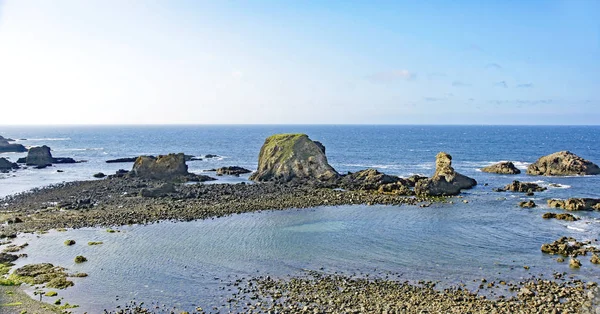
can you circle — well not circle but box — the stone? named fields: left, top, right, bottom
left=0, top=135, right=26, bottom=153
left=569, top=258, right=581, bottom=268
left=130, top=153, right=189, bottom=181
left=341, top=169, right=404, bottom=190
left=498, top=180, right=546, bottom=193
left=547, top=198, right=600, bottom=211
left=542, top=212, right=579, bottom=221
left=250, top=134, right=339, bottom=183
left=25, top=145, right=54, bottom=167
left=93, top=172, right=106, bottom=178
left=140, top=183, right=176, bottom=197
left=0, top=157, right=19, bottom=172
left=519, top=200, right=536, bottom=208
left=414, top=152, right=477, bottom=196
left=591, top=254, right=600, bottom=264
left=216, top=166, right=252, bottom=176
left=106, top=157, right=139, bottom=163
left=527, top=151, right=600, bottom=176
left=481, top=161, right=521, bottom=174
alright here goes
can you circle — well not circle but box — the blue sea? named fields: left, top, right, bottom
left=1, top=125, right=600, bottom=312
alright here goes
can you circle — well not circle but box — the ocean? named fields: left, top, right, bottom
left=1, top=125, right=600, bottom=312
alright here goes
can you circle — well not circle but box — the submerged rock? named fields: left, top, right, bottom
left=518, top=200, right=536, bottom=208
left=527, top=151, right=600, bottom=176
left=0, top=135, right=26, bottom=153
left=547, top=198, right=600, bottom=211
left=106, top=157, right=138, bottom=163
left=498, top=180, right=546, bottom=193
left=216, top=166, right=252, bottom=176
left=481, top=161, right=521, bottom=174
left=250, top=134, right=339, bottom=183
left=414, top=152, right=477, bottom=196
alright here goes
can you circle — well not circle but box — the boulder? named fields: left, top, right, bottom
left=340, top=169, right=411, bottom=195
left=498, top=180, right=547, bottom=193
left=93, top=172, right=106, bottom=178
left=547, top=198, right=600, bottom=211
left=414, top=152, right=477, bottom=196
left=106, top=157, right=138, bottom=163
left=249, top=134, right=339, bottom=183
left=216, top=166, right=252, bottom=176
left=481, top=161, right=521, bottom=174
left=130, top=153, right=189, bottom=180
left=527, top=151, right=600, bottom=176
left=0, top=157, right=19, bottom=172
left=25, top=145, right=54, bottom=167
left=0, top=135, right=26, bottom=153
left=542, top=212, right=579, bottom=221
left=518, top=200, right=536, bottom=208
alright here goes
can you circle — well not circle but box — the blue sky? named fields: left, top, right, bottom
left=0, top=0, right=598, bottom=124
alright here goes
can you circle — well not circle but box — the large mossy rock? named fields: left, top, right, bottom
left=481, top=161, right=521, bottom=174
left=250, top=134, right=339, bottom=183
left=130, top=153, right=190, bottom=180
left=527, top=151, right=600, bottom=176
left=415, top=152, right=477, bottom=196
left=0, top=135, right=26, bottom=153
left=25, top=145, right=54, bottom=167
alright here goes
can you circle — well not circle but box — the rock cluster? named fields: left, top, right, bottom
left=415, top=152, right=476, bottom=196
left=0, top=157, right=19, bottom=173
left=14, top=145, right=78, bottom=168
left=527, top=151, right=600, bottom=176
left=481, top=161, right=521, bottom=174
left=518, top=200, right=536, bottom=208
left=339, top=169, right=412, bottom=195
left=129, top=153, right=212, bottom=182
left=540, top=236, right=599, bottom=257
left=0, top=135, right=26, bottom=153
left=216, top=166, right=252, bottom=176
left=547, top=198, right=600, bottom=211
left=250, top=134, right=339, bottom=183
left=497, top=180, right=546, bottom=193
left=542, top=212, right=579, bottom=221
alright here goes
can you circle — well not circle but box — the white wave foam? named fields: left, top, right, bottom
left=55, top=148, right=104, bottom=152
left=340, top=163, right=406, bottom=170
left=24, top=138, right=71, bottom=141
left=566, top=225, right=586, bottom=232
left=511, top=161, right=530, bottom=169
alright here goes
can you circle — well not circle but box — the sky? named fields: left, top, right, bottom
left=0, top=0, right=598, bottom=125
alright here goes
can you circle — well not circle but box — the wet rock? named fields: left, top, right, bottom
left=340, top=169, right=410, bottom=194
left=591, top=254, right=600, bottom=264
left=481, top=161, right=521, bottom=174
left=13, top=263, right=74, bottom=289
left=0, top=157, right=19, bottom=172
left=547, top=198, right=600, bottom=211
left=25, top=145, right=54, bottom=167
left=93, top=172, right=106, bottom=178
left=542, top=212, right=579, bottom=221
left=415, top=152, right=477, bottom=196
left=204, top=154, right=219, bottom=159
left=106, top=157, right=138, bottom=163
left=250, top=134, right=339, bottom=183
left=519, top=200, right=536, bottom=208
left=130, top=153, right=189, bottom=181
left=541, top=236, right=599, bottom=256
left=64, top=240, right=76, bottom=246
left=0, top=253, right=18, bottom=264
left=527, top=151, right=600, bottom=176
left=0, top=135, right=26, bottom=153
left=140, top=183, right=176, bottom=198
left=216, top=166, right=252, bottom=176
left=74, top=255, right=87, bottom=263
left=498, top=180, right=546, bottom=193
left=569, top=258, right=581, bottom=268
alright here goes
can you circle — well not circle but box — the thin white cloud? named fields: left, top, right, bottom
left=366, top=69, right=416, bottom=82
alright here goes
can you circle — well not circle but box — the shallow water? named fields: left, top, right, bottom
left=11, top=200, right=600, bottom=313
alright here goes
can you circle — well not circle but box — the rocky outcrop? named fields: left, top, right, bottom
left=250, top=134, right=339, bottom=183
left=481, top=162, right=521, bottom=174
left=527, top=151, right=600, bottom=176
left=93, top=172, right=106, bottom=178
left=25, top=145, right=54, bottom=167
left=0, top=135, right=26, bottom=153
left=130, top=153, right=189, bottom=180
left=497, top=180, right=547, bottom=193
left=106, top=157, right=138, bottom=163
left=0, top=157, right=19, bottom=172
left=547, top=198, right=600, bottom=211
left=518, top=200, right=536, bottom=208
left=140, top=183, right=176, bottom=197
left=339, top=169, right=413, bottom=195
left=541, top=237, right=599, bottom=257
left=414, top=152, right=477, bottom=196
left=216, top=166, right=252, bottom=176
left=542, top=212, right=579, bottom=221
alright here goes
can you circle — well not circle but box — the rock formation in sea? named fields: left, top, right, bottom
left=547, top=198, right=600, bottom=211
left=414, top=152, right=477, bottom=196
left=481, top=161, right=521, bottom=174
left=216, top=166, right=252, bottom=176
left=339, top=169, right=413, bottom=195
left=527, top=151, right=600, bottom=176
left=0, top=135, right=27, bottom=153
left=15, top=145, right=79, bottom=167
left=0, top=157, right=19, bottom=172
left=250, top=134, right=339, bottom=183
left=129, top=153, right=215, bottom=182
left=497, top=180, right=547, bottom=193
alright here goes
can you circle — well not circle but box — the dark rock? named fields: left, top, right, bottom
left=518, top=200, right=536, bottom=208
left=481, top=161, right=521, bottom=174
left=93, top=172, right=106, bottom=178
left=340, top=169, right=411, bottom=195
left=250, top=134, right=339, bottom=183
left=16, top=157, right=26, bottom=163
left=53, top=157, right=77, bottom=164
left=204, top=154, right=219, bottom=159
left=140, top=183, right=176, bottom=197
left=415, top=152, right=477, bottom=196
left=541, top=236, right=599, bottom=257
left=0, top=135, right=27, bottom=153
left=0, top=253, right=18, bottom=264
left=130, top=153, right=189, bottom=181
left=547, top=198, right=600, bottom=211
left=0, top=157, right=19, bottom=171
left=542, top=212, right=579, bottom=221
left=35, top=165, right=50, bottom=169
left=56, top=170, right=64, bottom=173
left=216, top=166, right=252, bottom=176
left=498, top=180, right=546, bottom=193
left=527, top=151, right=600, bottom=176
left=25, top=145, right=53, bottom=167
left=405, top=175, right=428, bottom=188
left=106, top=157, right=138, bottom=163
